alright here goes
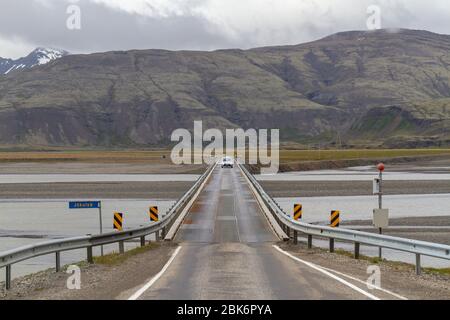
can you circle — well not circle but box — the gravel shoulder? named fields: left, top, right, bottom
left=262, top=180, right=450, bottom=197
left=0, top=181, right=194, bottom=199
left=279, top=242, right=450, bottom=300
left=0, top=162, right=206, bottom=174
left=0, top=242, right=178, bottom=300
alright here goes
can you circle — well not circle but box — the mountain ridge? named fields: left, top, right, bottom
left=0, top=29, right=449, bottom=148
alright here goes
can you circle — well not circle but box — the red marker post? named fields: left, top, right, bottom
left=377, top=163, right=385, bottom=209
left=376, top=163, right=385, bottom=259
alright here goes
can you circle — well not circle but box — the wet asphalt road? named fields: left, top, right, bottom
left=138, top=166, right=370, bottom=300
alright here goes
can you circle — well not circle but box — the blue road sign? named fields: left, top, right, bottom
left=69, top=201, right=101, bottom=209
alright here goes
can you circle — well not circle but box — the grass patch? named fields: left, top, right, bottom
left=332, top=248, right=450, bottom=276
left=423, top=267, right=450, bottom=276
left=333, top=249, right=384, bottom=264
left=63, top=260, right=90, bottom=271
left=93, top=243, right=160, bottom=266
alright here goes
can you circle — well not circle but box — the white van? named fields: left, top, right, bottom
left=220, top=156, right=234, bottom=168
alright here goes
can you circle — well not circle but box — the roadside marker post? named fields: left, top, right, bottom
left=293, top=204, right=303, bottom=221
left=374, top=163, right=387, bottom=259
left=149, top=206, right=159, bottom=222
left=99, top=202, right=103, bottom=256
left=329, top=210, right=340, bottom=253
left=113, top=213, right=125, bottom=253
left=113, top=212, right=124, bottom=231
left=69, top=201, right=104, bottom=256
left=112, top=212, right=125, bottom=253
left=5, top=265, right=11, bottom=290
left=330, top=210, right=340, bottom=228
left=292, top=204, right=303, bottom=244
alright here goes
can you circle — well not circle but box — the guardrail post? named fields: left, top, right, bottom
left=307, top=235, right=312, bottom=249
left=156, top=230, right=161, bottom=241
left=55, top=252, right=61, bottom=272
left=415, top=254, right=421, bottom=275
left=329, top=238, right=335, bottom=253
left=293, top=230, right=298, bottom=244
left=354, top=242, right=360, bottom=259
left=286, top=226, right=290, bottom=238
left=140, top=236, right=146, bottom=247
left=5, top=265, right=11, bottom=290
left=161, top=227, right=166, bottom=239
left=119, top=241, right=125, bottom=254
left=87, top=246, right=93, bottom=263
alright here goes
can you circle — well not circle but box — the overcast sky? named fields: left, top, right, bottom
left=1, top=0, right=450, bottom=59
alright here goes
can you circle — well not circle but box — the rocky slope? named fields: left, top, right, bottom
left=0, top=29, right=449, bottom=148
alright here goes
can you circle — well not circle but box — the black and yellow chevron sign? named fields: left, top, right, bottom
left=294, top=204, right=303, bottom=221
left=113, top=212, right=123, bottom=231
left=149, top=206, right=159, bottom=222
left=330, top=210, right=340, bottom=228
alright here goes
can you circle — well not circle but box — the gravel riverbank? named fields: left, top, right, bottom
left=261, top=180, right=450, bottom=197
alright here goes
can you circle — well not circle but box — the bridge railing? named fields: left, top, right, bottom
left=239, top=163, right=450, bottom=274
left=0, top=164, right=215, bottom=290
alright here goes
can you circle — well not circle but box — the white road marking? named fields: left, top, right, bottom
left=273, top=245, right=381, bottom=300
left=128, top=246, right=182, bottom=300
left=319, top=266, right=408, bottom=300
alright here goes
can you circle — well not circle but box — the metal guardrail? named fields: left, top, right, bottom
left=239, top=163, right=450, bottom=275
left=0, top=164, right=215, bottom=290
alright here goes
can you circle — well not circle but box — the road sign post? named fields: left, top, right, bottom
left=69, top=201, right=103, bottom=255
left=374, top=163, right=386, bottom=259
left=99, top=202, right=103, bottom=256
left=329, top=210, right=340, bottom=253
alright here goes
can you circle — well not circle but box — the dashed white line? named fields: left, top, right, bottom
left=273, top=245, right=381, bottom=300
left=128, top=246, right=182, bottom=300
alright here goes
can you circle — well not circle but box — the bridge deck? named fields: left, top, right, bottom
left=139, top=166, right=370, bottom=299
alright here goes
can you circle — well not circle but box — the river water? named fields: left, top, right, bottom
left=0, top=199, right=175, bottom=280
left=275, top=194, right=450, bottom=223
left=256, top=168, right=450, bottom=181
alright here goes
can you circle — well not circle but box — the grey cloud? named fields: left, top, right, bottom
left=0, top=0, right=235, bottom=57
left=1, top=0, right=450, bottom=58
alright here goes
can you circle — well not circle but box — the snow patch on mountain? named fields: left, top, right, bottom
left=0, top=48, right=69, bottom=75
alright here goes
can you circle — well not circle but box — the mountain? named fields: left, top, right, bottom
left=0, top=48, right=69, bottom=75
left=0, top=29, right=449, bottom=148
